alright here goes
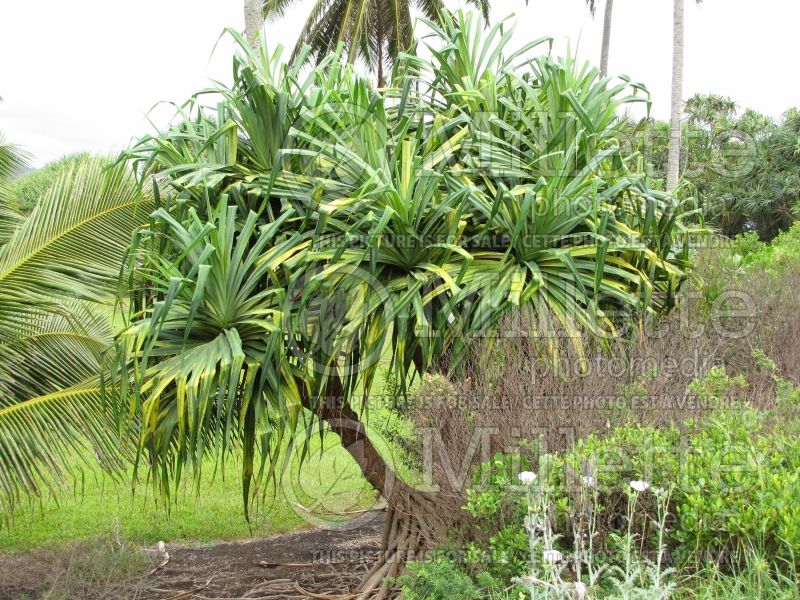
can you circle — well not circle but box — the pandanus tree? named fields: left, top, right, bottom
left=0, top=144, right=154, bottom=514
left=117, top=13, right=693, bottom=597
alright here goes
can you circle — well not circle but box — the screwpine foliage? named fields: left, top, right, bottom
left=113, top=12, right=694, bottom=514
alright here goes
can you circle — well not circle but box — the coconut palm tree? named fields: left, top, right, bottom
left=667, top=0, right=703, bottom=191
left=115, top=14, right=694, bottom=597
left=259, top=0, right=490, bottom=85
left=598, top=0, right=614, bottom=77
left=583, top=1, right=613, bottom=77
left=0, top=150, right=153, bottom=513
left=244, top=0, right=264, bottom=48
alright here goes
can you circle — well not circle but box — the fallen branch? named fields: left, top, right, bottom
left=258, top=560, right=350, bottom=568
left=294, top=581, right=356, bottom=599
left=159, top=575, right=215, bottom=600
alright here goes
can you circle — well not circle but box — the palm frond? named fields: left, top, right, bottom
left=0, top=155, right=153, bottom=509
left=0, top=203, right=23, bottom=248
left=0, top=157, right=153, bottom=304
left=0, top=303, right=112, bottom=403
left=0, top=133, right=29, bottom=184
left=0, top=377, right=123, bottom=515
left=0, top=134, right=28, bottom=247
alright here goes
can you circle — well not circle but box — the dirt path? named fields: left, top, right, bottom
left=0, top=512, right=385, bottom=599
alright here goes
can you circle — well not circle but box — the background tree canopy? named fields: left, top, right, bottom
left=638, top=94, right=800, bottom=240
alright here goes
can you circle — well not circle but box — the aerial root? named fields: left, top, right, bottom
left=352, top=488, right=449, bottom=599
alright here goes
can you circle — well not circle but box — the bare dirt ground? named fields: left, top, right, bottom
left=0, top=512, right=385, bottom=600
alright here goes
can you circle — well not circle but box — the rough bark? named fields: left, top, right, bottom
left=599, top=0, right=614, bottom=77
left=667, top=0, right=685, bottom=191
left=304, top=383, right=452, bottom=599
left=243, top=0, right=264, bottom=50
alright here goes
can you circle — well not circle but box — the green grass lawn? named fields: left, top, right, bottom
left=0, top=434, right=379, bottom=553
left=0, top=396, right=420, bottom=553
left=0, top=358, right=420, bottom=553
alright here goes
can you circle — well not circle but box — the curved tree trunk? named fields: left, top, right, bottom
left=667, top=0, right=685, bottom=191
left=599, top=0, right=614, bottom=77
left=244, top=0, right=264, bottom=50
left=303, top=383, right=453, bottom=599
left=326, top=411, right=447, bottom=598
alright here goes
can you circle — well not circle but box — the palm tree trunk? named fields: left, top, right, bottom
left=377, top=55, right=385, bottom=89
left=243, top=0, right=263, bottom=50
left=667, top=0, right=685, bottom=191
left=376, top=11, right=385, bottom=87
left=599, top=0, right=614, bottom=77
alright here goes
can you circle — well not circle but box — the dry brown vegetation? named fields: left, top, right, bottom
left=411, top=251, right=800, bottom=505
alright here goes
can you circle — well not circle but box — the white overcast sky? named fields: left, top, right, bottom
left=1, top=0, right=798, bottom=167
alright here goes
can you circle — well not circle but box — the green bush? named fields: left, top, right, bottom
left=459, top=375, right=800, bottom=583
left=462, top=453, right=533, bottom=585
left=730, top=231, right=767, bottom=261
left=572, top=402, right=800, bottom=564
left=698, top=224, right=800, bottom=311
left=397, top=557, right=484, bottom=600
left=727, top=222, right=800, bottom=271
left=7, top=153, right=88, bottom=214
left=688, top=365, right=748, bottom=401
left=675, top=409, right=800, bottom=563
left=569, top=424, right=681, bottom=497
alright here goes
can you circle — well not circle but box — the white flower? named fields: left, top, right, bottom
left=581, top=475, right=597, bottom=488
left=518, top=471, right=538, bottom=485
left=542, top=549, right=563, bottom=563
left=574, top=581, right=589, bottom=599
left=629, top=480, right=650, bottom=493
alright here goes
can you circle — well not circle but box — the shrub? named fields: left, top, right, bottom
left=397, top=557, right=484, bottom=600
left=462, top=453, right=534, bottom=585
left=7, top=153, right=89, bottom=214
left=573, top=401, right=800, bottom=565
left=730, top=232, right=767, bottom=261
left=674, top=409, right=800, bottom=564
left=456, top=400, right=800, bottom=589
left=716, top=222, right=800, bottom=273
left=688, top=365, right=748, bottom=402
